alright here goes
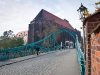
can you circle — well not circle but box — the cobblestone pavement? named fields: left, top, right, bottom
left=0, top=49, right=80, bottom=75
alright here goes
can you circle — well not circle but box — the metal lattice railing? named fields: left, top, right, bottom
left=0, top=29, right=86, bottom=75
left=76, top=35, right=86, bottom=75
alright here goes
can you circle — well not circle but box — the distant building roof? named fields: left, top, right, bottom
left=40, top=9, right=75, bottom=31
left=16, top=30, right=28, bottom=37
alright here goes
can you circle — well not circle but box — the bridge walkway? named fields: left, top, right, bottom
left=0, top=49, right=80, bottom=75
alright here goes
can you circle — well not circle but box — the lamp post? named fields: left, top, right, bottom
left=77, top=3, right=87, bottom=59
left=77, top=3, right=87, bottom=21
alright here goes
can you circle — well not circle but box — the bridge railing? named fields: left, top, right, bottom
left=0, top=44, right=62, bottom=61
left=0, top=29, right=86, bottom=75
left=0, top=33, right=61, bottom=61
left=76, top=35, right=86, bottom=75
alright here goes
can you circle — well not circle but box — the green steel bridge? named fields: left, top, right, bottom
left=0, top=29, right=85, bottom=75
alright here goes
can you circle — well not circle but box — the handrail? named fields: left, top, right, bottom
left=76, top=35, right=86, bottom=75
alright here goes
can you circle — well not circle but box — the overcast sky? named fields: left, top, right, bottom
left=0, top=0, right=99, bottom=36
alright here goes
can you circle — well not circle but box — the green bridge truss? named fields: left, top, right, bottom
left=0, top=29, right=86, bottom=75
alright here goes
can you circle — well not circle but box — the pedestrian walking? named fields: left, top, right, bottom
left=36, top=47, right=40, bottom=55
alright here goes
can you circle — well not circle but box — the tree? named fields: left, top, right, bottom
left=95, top=1, right=100, bottom=11
left=0, top=37, right=24, bottom=50
left=0, top=30, right=24, bottom=50
left=0, top=30, right=14, bottom=40
left=83, top=1, right=100, bottom=17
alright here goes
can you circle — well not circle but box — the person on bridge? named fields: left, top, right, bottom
left=35, top=47, right=40, bottom=55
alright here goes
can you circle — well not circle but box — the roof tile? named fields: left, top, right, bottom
left=42, top=9, right=75, bottom=31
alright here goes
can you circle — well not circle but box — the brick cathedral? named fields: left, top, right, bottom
left=28, top=9, right=81, bottom=48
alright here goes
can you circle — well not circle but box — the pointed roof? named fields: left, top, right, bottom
left=41, top=9, right=75, bottom=31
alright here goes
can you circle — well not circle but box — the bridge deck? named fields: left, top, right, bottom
left=0, top=49, right=80, bottom=75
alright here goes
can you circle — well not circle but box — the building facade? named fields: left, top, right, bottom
left=16, top=30, right=28, bottom=45
left=83, top=10, right=100, bottom=75
left=28, top=9, right=81, bottom=48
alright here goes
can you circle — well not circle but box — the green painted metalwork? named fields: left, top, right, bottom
left=0, top=29, right=85, bottom=75
left=75, top=35, right=86, bottom=75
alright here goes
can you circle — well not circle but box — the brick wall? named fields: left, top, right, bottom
left=91, top=27, right=100, bottom=75
left=84, top=12, right=100, bottom=75
left=85, top=22, right=99, bottom=75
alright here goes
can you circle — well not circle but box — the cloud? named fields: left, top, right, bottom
left=0, top=0, right=97, bottom=36
left=0, top=0, right=5, bottom=5
left=41, top=0, right=45, bottom=2
left=15, top=0, right=20, bottom=2
left=0, top=0, right=39, bottom=35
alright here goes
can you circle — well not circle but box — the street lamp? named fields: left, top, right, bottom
left=77, top=3, right=87, bottom=21
left=77, top=3, right=87, bottom=59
